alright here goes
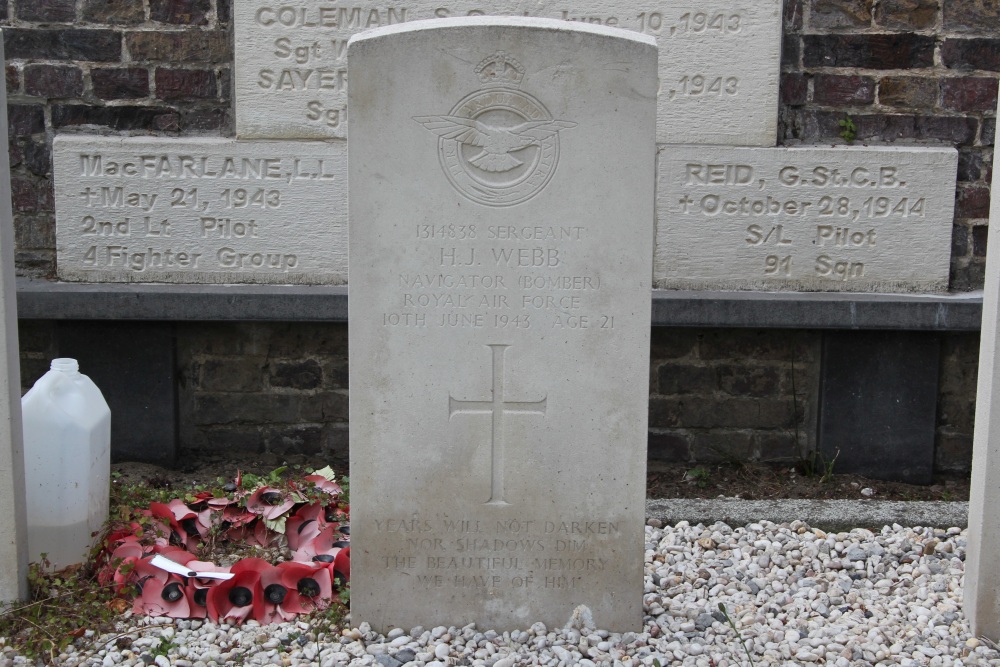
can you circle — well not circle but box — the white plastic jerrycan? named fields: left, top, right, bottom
left=21, top=358, right=111, bottom=569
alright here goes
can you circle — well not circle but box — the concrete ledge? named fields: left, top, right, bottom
left=645, top=498, right=970, bottom=532
left=650, top=289, right=983, bottom=330
left=16, top=279, right=349, bottom=322
left=16, top=278, right=983, bottom=330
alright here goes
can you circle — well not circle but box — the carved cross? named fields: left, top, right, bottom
left=449, top=344, right=547, bottom=505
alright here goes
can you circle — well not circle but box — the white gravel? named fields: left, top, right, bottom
left=4, top=520, right=1000, bottom=666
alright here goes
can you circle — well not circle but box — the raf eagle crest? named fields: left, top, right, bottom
left=413, top=51, right=576, bottom=207
left=413, top=116, right=576, bottom=173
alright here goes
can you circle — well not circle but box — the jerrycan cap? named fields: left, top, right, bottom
left=50, top=358, right=80, bottom=373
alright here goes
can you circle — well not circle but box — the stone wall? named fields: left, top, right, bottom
left=6, top=0, right=998, bottom=471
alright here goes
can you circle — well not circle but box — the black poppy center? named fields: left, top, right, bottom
left=312, top=554, right=334, bottom=563
left=180, top=518, right=198, bottom=536
left=264, top=583, right=287, bottom=604
left=161, top=582, right=184, bottom=602
left=297, top=578, right=321, bottom=598
left=261, top=491, right=284, bottom=505
left=229, top=586, right=253, bottom=607
left=297, top=519, right=315, bottom=535
left=193, top=588, right=208, bottom=607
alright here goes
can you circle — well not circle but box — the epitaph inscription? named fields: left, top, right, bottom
left=235, top=0, right=780, bottom=145
left=349, top=18, right=655, bottom=632
left=53, top=136, right=347, bottom=284
left=655, top=145, right=958, bottom=292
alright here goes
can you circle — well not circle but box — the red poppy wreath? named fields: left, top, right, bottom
left=95, top=467, right=350, bottom=624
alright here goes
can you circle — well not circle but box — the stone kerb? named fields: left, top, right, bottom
left=964, top=93, right=1000, bottom=641
left=347, top=16, right=656, bottom=632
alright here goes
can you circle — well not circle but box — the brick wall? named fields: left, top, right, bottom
left=6, top=1, right=999, bottom=471
left=648, top=329, right=820, bottom=464
left=176, top=322, right=350, bottom=458
left=781, top=0, right=997, bottom=291
left=4, top=0, right=232, bottom=276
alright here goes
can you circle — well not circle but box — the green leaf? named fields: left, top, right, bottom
left=313, top=465, right=337, bottom=482
left=264, top=516, right=287, bottom=534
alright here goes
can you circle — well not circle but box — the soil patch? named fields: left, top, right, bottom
left=112, top=451, right=970, bottom=503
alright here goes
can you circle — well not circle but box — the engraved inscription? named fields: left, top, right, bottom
left=372, top=516, right=621, bottom=591
left=236, top=0, right=781, bottom=144
left=54, top=137, right=347, bottom=284
left=449, top=344, right=547, bottom=506
left=655, top=146, right=957, bottom=292
left=381, top=218, right=616, bottom=332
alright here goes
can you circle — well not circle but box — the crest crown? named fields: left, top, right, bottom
left=475, top=51, right=524, bottom=87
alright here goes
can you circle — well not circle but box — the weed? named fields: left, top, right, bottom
left=151, top=635, right=178, bottom=657
left=800, top=449, right=840, bottom=484
left=0, top=559, right=123, bottom=660
left=685, top=466, right=712, bottom=488
left=718, top=602, right=756, bottom=667
left=839, top=115, right=857, bottom=143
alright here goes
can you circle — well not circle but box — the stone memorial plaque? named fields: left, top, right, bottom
left=348, top=17, right=655, bottom=632
left=53, top=136, right=347, bottom=284
left=235, top=0, right=780, bottom=145
left=655, top=145, right=958, bottom=292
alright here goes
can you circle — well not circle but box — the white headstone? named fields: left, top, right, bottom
left=348, top=17, right=656, bottom=632
left=235, top=0, right=780, bottom=146
left=964, top=95, right=1000, bottom=640
left=655, top=144, right=958, bottom=292
left=0, top=33, right=29, bottom=603
left=53, top=136, right=347, bottom=284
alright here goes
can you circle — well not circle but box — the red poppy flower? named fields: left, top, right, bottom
left=224, top=521, right=279, bottom=548
left=276, top=561, right=334, bottom=615
left=333, top=546, right=350, bottom=584
left=246, top=487, right=297, bottom=520
left=104, top=555, right=140, bottom=594
left=221, top=505, right=255, bottom=529
left=207, top=558, right=269, bottom=624
left=146, top=504, right=189, bottom=548
left=206, top=495, right=235, bottom=510
left=286, top=503, right=326, bottom=552
left=291, top=522, right=342, bottom=562
left=99, top=540, right=148, bottom=592
left=253, top=563, right=298, bottom=624
left=303, top=474, right=342, bottom=496
left=133, top=573, right=191, bottom=618
left=186, top=491, right=216, bottom=507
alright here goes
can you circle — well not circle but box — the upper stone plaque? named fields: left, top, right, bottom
left=348, top=17, right=656, bottom=632
left=235, top=0, right=780, bottom=145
